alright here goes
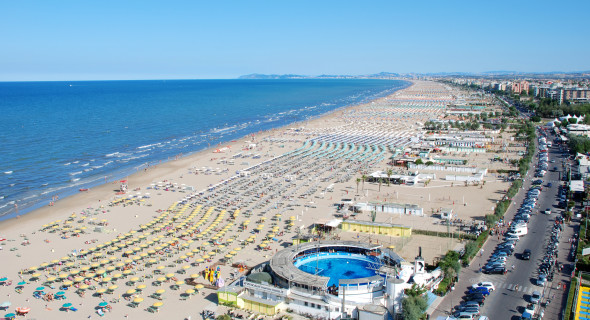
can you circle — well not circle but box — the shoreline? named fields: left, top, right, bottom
left=0, top=80, right=413, bottom=234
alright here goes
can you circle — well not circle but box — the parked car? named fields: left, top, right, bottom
left=472, top=282, right=495, bottom=292
left=483, top=267, right=505, bottom=274
left=530, top=290, right=541, bottom=304
left=468, top=287, right=490, bottom=296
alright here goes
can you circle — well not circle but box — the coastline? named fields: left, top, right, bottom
left=0, top=80, right=413, bottom=234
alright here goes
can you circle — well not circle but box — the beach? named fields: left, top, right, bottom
left=0, top=80, right=519, bottom=319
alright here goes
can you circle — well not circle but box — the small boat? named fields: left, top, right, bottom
left=79, top=188, right=89, bottom=192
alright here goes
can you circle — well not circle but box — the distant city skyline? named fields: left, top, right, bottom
left=1, top=0, right=589, bottom=81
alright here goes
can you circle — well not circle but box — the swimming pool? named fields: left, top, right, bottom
left=294, top=253, right=381, bottom=287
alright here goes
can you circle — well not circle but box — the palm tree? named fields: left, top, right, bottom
left=361, top=174, right=367, bottom=191
left=386, top=169, right=393, bottom=186
left=356, top=178, right=361, bottom=194
left=378, top=178, right=382, bottom=192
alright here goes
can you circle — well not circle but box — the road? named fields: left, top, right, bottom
left=431, top=131, right=578, bottom=319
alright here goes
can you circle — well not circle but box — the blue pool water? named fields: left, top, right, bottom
left=295, top=254, right=380, bottom=287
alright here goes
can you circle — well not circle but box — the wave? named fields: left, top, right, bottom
left=4, top=171, right=12, bottom=174
left=64, top=162, right=71, bottom=166
left=69, top=171, right=83, bottom=176
left=105, top=152, right=119, bottom=157
left=81, top=163, right=90, bottom=167
left=71, top=178, right=80, bottom=182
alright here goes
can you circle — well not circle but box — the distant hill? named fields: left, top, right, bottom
left=238, top=71, right=590, bottom=80
left=238, top=73, right=307, bottom=79
left=238, top=72, right=401, bottom=79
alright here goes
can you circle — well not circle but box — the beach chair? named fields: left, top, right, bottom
left=70, top=307, right=78, bottom=312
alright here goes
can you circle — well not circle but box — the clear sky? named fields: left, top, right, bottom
left=1, top=0, right=589, bottom=81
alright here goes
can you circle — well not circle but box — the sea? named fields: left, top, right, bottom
left=0, top=79, right=409, bottom=220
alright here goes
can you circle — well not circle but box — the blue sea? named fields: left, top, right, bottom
left=0, top=79, right=409, bottom=220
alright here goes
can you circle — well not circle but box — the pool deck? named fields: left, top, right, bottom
left=270, top=240, right=401, bottom=290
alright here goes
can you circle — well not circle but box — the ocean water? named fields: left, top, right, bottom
left=0, top=79, right=409, bottom=220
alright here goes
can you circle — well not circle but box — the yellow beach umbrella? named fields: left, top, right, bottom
left=129, top=277, right=140, bottom=282
left=79, top=284, right=89, bottom=290
left=46, top=276, right=57, bottom=282
left=156, top=289, right=165, bottom=294
left=194, top=284, right=204, bottom=289
left=63, top=280, right=73, bottom=286
left=108, top=285, right=118, bottom=290
left=185, top=289, right=195, bottom=294
left=175, top=280, right=184, bottom=285
left=137, top=284, right=146, bottom=290
left=96, top=288, right=107, bottom=294
left=153, top=301, right=164, bottom=307
left=126, top=289, right=136, bottom=294
left=156, top=277, right=166, bottom=282
left=133, top=297, right=143, bottom=303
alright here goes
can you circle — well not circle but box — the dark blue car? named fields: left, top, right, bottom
left=468, top=287, right=490, bottom=296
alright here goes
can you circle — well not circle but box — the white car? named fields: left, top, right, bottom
left=472, top=281, right=495, bottom=292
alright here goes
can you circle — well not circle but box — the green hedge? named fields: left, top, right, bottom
left=565, top=277, right=577, bottom=320
left=412, top=229, right=476, bottom=240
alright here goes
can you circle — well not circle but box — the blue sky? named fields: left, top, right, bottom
left=1, top=0, right=589, bottom=80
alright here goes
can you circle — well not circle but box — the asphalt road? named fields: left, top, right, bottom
left=431, top=132, right=578, bottom=319
left=478, top=141, right=565, bottom=319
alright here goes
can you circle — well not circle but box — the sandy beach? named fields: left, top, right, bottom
left=0, top=80, right=519, bottom=319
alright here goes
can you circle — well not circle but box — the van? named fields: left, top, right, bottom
left=507, top=228, right=527, bottom=237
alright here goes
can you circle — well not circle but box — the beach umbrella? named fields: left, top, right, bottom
left=133, top=297, right=143, bottom=303
left=165, top=273, right=174, bottom=278
left=35, top=287, right=45, bottom=291
left=155, top=289, right=165, bottom=294
left=0, top=302, right=11, bottom=308
left=156, top=277, right=166, bottom=282
left=58, top=273, right=68, bottom=279
left=129, top=277, right=140, bottom=283
left=136, top=284, right=146, bottom=290
left=153, top=301, right=163, bottom=307
left=15, top=307, right=30, bottom=314
left=96, top=288, right=107, bottom=294
left=122, top=270, right=133, bottom=275
left=185, top=289, right=195, bottom=295
left=62, top=280, right=73, bottom=286
left=195, top=258, right=204, bottom=263
left=194, top=284, right=204, bottom=289
left=30, top=273, right=41, bottom=278
left=74, top=277, right=84, bottom=283
left=190, top=273, right=200, bottom=278
left=175, top=280, right=184, bottom=286
left=56, top=291, right=65, bottom=296
left=78, top=284, right=89, bottom=290
left=98, top=302, right=108, bottom=307
left=4, top=313, right=15, bottom=319
left=126, top=289, right=136, bottom=295
left=113, top=273, right=123, bottom=279
left=17, top=281, right=26, bottom=286
left=108, top=285, right=118, bottom=290
left=62, top=302, right=72, bottom=308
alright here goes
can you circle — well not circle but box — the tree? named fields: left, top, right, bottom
left=401, top=284, right=428, bottom=320
left=361, top=174, right=367, bottom=191
left=356, top=178, right=361, bottom=194
left=386, top=169, right=393, bottom=187
left=415, top=159, right=424, bottom=165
